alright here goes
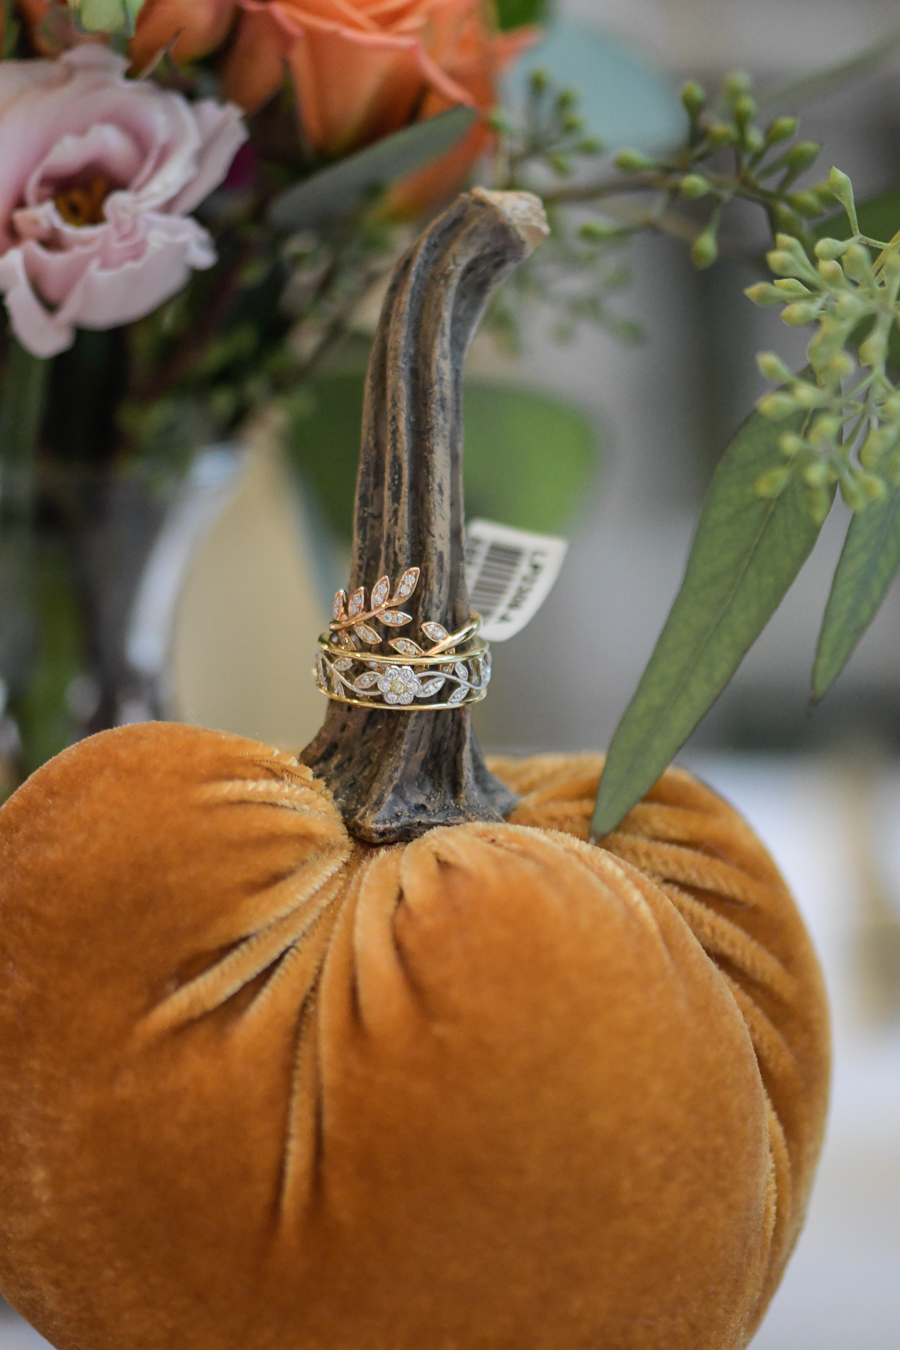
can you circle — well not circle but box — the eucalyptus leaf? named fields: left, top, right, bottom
left=813, top=189, right=900, bottom=246
left=268, top=108, right=478, bottom=231
left=591, top=405, right=831, bottom=841
left=285, top=373, right=598, bottom=539
left=812, top=486, right=900, bottom=702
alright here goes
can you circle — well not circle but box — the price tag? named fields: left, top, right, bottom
left=464, top=519, right=568, bottom=642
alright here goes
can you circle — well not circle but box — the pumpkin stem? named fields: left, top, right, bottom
left=301, top=189, right=549, bottom=843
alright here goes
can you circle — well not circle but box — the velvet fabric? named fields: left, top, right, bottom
left=0, top=723, right=830, bottom=1350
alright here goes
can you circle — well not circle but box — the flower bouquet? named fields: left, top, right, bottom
left=0, top=0, right=549, bottom=790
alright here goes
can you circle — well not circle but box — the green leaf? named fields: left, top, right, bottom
left=462, top=383, right=597, bottom=532
left=284, top=373, right=599, bottom=539
left=813, top=188, right=900, bottom=245
left=495, top=0, right=549, bottom=30
left=812, top=485, right=900, bottom=701
left=591, top=404, right=832, bottom=840
left=268, top=108, right=478, bottom=231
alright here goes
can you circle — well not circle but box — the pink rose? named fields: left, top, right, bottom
left=0, top=46, right=247, bottom=358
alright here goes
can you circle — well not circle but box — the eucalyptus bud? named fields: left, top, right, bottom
left=792, top=381, right=829, bottom=408
left=579, top=220, right=621, bottom=243
left=788, top=191, right=824, bottom=218
left=487, top=110, right=514, bottom=135
left=529, top=68, right=550, bottom=95
left=859, top=471, right=887, bottom=502
left=842, top=242, right=874, bottom=286
left=680, top=174, right=712, bottom=200
left=803, top=460, right=831, bottom=488
left=681, top=81, right=707, bottom=116
left=765, top=116, right=798, bottom=145
left=816, top=259, right=847, bottom=285
left=758, top=392, right=797, bottom=420
left=707, top=123, right=737, bottom=147
left=832, top=292, right=866, bottom=321
left=809, top=414, right=841, bottom=447
left=723, top=71, right=754, bottom=99
left=755, top=466, right=791, bottom=497
left=577, top=137, right=604, bottom=154
left=859, top=325, right=889, bottom=370
left=615, top=149, right=656, bottom=172
left=782, top=141, right=822, bottom=175
left=827, top=166, right=856, bottom=213
left=815, top=238, right=848, bottom=261
left=779, top=432, right=806, bottom=457
left=756, top=351, right=794, bottom=383
left=774, top=278, right=813, bottom=296
left=822, top=351, right=854, bottom=381
left=781, top=302, right=821, bottom=326
left=732, top=95, right=756, bottom=127
left=839, top=472, right=868, bottom=513
left=771, top=203, right=804, bottom=235
left=809, top=320, right=852, bottom=366
left=691, top=224, right=719, bottom=270
left=768, top=237, right=819, bottom=283
left=745, top=283, right=787, bottom=306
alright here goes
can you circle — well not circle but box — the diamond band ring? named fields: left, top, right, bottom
left=314, top=567, right=492, bottom=710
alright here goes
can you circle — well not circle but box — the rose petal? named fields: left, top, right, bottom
left=0, top=246, right=74, bottom=357
left=284, top=17, right=471, bottom=155
left=25, top=123, right=144, bottom=207
left=167, top=101, right=249, bottom=214
left=55, top=215, right=216, bottom=331
left=129, top=0, right=239, bottom=71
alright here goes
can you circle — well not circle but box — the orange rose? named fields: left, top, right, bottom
left=129, top=0, right=239, bottom=71
left=222, top=0, right=535, bottom=206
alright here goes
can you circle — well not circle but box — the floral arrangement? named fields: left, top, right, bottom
left=1, top=0, right=900, bottom=841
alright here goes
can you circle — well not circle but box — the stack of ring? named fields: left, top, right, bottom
left=315, top=568, right=491, bottom=711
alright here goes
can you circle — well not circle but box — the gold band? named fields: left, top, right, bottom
left=318, top=568, right=492, bottom=710
left=315, top=632, right=491, bottom=710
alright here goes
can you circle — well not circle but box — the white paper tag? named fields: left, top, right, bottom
left=464, top=518, right=568, bottom=642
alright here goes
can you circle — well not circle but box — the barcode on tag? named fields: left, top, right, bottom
left=465, top=519, right=568, bottom=642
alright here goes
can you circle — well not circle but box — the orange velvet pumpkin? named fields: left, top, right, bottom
left=0, top=723, right=829, bottom=1350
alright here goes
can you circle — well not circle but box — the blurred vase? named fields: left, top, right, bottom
left=0, top=425, right=336, bottom=798
left=0, top=447, right=245, bottom=792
